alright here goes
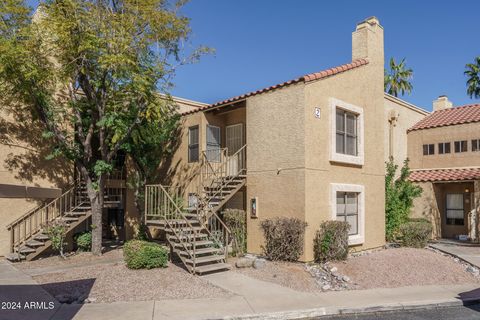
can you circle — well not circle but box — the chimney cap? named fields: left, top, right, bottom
left=356, top=16, right=382, bottom=29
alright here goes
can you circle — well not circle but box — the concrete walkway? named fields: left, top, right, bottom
left=430, top=241, right=480, bottom=268
left=2, top=262, right=480, bottom=320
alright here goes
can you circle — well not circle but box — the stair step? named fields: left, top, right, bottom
left=65, top=211, right=87, bottom=216
left=59, top=217, right=79, bottom=223
left=168, top=233, right=208, bottom=241
left=5, top=253, right=25, bottom=262
left=178, top=247, right=220, bottom=256
left=185, top=254, right=225, bottom=265
left=193, top=263, right=231, bottom=274
left=76, top=206, right=91, bottom=210
left=33, top=233, right=49, bottom=241
left=25, top=240, right=44, bottom=247
left=167, top=226, right=203, bottom=233
left=18, top=246, right=36, bottom=254
left=173, top=240, right=214, bottom=248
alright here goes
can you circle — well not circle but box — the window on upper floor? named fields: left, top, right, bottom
left=472, top=139, right=480, bottom=152
left=188, top=126, right=199, bottom=162
left=206, top=125, right=221, bottom=162
left=438, top=142, right=451, bottom=154
left=336, top=109, right=358, bottom=156
left=454, top=140, right=467, bottom=153
left=423, top=144, right=434, bottom=155
left=329, top=98, right=364, bottom=166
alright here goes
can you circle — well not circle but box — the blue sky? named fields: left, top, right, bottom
left=27, top=1, right=479, bottom=111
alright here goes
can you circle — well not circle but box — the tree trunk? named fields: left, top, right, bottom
left=82, top=171, right=105, bottom=256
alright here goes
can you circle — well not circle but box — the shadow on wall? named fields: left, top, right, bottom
left=0, top=105, right=72, bottom=189
left=156, top=118, right=201, bottom=195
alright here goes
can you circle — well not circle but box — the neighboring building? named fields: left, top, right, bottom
left=0, top=96, right=206, bottom=258
left=408, top=96, right=480, bottom=240
left=384, top=93, right=429, bottom=167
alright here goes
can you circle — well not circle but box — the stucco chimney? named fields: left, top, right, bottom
left=433, top=95, right=453, bottom=112
left=352, top=16, right=384, bottom=65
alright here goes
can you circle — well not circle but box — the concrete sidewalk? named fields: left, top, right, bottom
left=431, top=241, right=480, bottom=268
left=2, top=262, right=480, bottom=320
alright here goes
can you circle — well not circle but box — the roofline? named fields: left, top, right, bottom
left=407, top=103, right=480, bottom=133
left=158, top=93, right=208, bottom=108
left=411, top=166, right=480, bottom=171
left=181, top=58, right=369, bottom=116
left=384, top=93, right=430, bottom=116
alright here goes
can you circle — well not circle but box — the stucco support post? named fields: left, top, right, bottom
left=473, top=180, right=480, bottom=243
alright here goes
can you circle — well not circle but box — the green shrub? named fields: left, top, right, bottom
left=74, top=231, right=92, bottom=252
left=123, top=240, right=168, bottom=269
left=223, top=209, right=246, bottom=256
left=260, top=217, right=307, bottom=261
left=314, top=221, right=349, bottom=262
left=399, top=220, right=432, bottom=248
left=43, top=220, right=68, bottom=258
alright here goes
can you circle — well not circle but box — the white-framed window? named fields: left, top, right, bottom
left=330, top=183, right=365, bottom=245
left=472, top=139, right=480, bottom=152
left=423, top=144, right=435, bottom=155
left=454, top=140, right=467, bottom=153
left=329, top=98, right=364, bottom=165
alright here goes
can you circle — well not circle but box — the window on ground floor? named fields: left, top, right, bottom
left=336, top=192, right=359, bottom=236
left=330, top=183, right=365, bottom=245
left=446, top=193, right=464, bottom=225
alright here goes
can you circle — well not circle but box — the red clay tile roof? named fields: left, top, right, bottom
left=408, top=104, right=480, bottom=132
left=181, top=59, right=369, bottom=116
left=409, top=167, right=480, bottom=182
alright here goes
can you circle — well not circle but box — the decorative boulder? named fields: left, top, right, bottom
left=236, top=257, right=254, bottom=268
left=253, top=258, right=266, bottom=269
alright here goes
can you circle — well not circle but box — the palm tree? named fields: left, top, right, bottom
left=465, top=56, right=480, bottom=99
left=384, top=57, right=413, bottom=97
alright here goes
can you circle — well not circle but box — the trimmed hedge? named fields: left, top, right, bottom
left=399, top=220, right=432, bottom=248
left=260, top=217, right=307, bottom=261
left=314, top=221, right=349, bottom=262
left=123, top=240, right=168, bottom=269
left=74, top=231, right=92, bottom=252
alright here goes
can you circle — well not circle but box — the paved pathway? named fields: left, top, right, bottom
left=2, top=261, right=480, bottom=320
left=430, top=241, right=480, bottom=268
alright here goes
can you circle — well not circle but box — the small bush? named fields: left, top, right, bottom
left=260, top=217, right=307, bottom=261
left=314, top=221, right=349, bottom=262
left=74, top=231, right=92, bottom=252
left=399, top=220, right=432, bottom=248
left=223, top=209, right=247, bottom=256
left=123, top=240, right=168, bottom=269
left=43, top=220, right=68, bottom=258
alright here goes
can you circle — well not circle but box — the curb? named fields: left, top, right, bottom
left=221, top=297, right=480, bottom=320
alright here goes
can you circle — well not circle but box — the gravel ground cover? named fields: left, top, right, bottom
left=235, top=248, right=480, bottom=292
left=20, top=248, right=232, bottom=303
left=33, top=261, right=232, bottom=303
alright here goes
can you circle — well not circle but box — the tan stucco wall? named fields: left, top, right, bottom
left=383, top=94, right=428, bottom=167
left=0, top=109, right=71, bottom=256
left=407, top=122, right=480, bottom=170
left=245, top=83, right=307, bottom=258
left=411, top=182, right=442, bottom=239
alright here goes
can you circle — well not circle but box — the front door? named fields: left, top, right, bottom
left=226, top=124, right=244, bottom=176
left=443, top=193, right=470, bottom=239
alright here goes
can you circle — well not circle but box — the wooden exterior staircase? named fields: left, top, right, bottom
left=145, top=144, right=247, bottom=275
left=6, top=180, right=92, bottom=261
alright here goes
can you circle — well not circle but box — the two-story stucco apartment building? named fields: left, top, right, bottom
left=1, top=17, right=429, bottom=270
left=408, top=97, right=480, bottom=241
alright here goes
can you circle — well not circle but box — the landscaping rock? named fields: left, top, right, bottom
left=342, top=275, right=350, bottom=282
left=55, top=294, right=75, bottom=304
left=321, top=284, right=331, bottom=291
left=235, top=257, right=254, bottom=268
left=253, top=258, right=266, bottom=269
left=84, top=297, right=97, bottom=303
